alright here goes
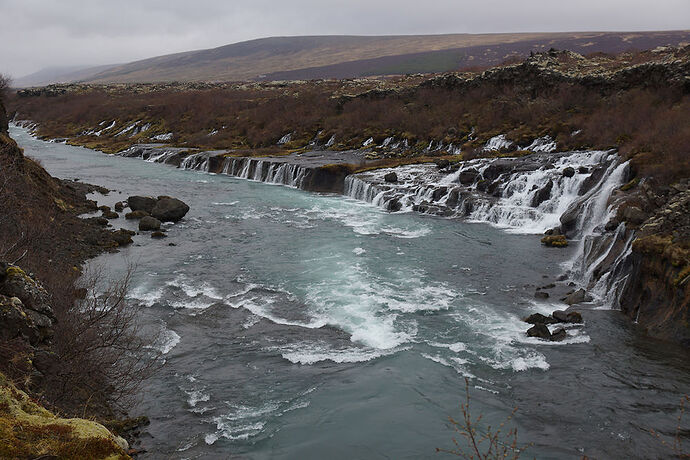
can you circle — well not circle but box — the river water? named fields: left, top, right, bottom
left=11, top=125, right=690, bottom=459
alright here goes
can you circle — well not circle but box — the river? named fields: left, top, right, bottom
left=11, top=125, right=690, bottom=459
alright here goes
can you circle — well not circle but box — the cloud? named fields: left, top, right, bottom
left=0, top=0, right=688, bottom=77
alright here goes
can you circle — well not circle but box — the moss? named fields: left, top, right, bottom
left=0, top=372, right=129, bottom=459
left=620, top=177, right=639, bottom=191
left=541, top=235, right=569, bottom=247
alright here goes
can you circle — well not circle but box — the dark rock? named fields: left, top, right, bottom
left=524, top=313, right=557, bottom=325
left=95, top=217, right=109, bottom=226
left=550, top=328, right=567, bottom=341
left=386, top=199, right=402, bottom=212
left=445, top=189, right=460, bottom=207
left=432, top=187, right=448, bottom=201
left=114, top=201, right=126, bottom=212
left=527, top=324, right=552, bottom=340
left=102, top=210, right=119, bottom=219
left=620, top=205, right=647, bottom=225
left=556, top=274, right=568, bottom=281
left=112, top=229, right=133, bottom=247
left=531, top=180, right=553, bottom=207
left=578, top=166, right=589, bottom=174
left=98, top=205, right=111, bottom=213
left=534, top=291, right=550, bottom=299
left=127, top=196, right=157, bottom=213
left=139, top=216, right=161, bottom=231
left=458, top=169, right=478, bottom=185
left=384, top=172, right=398, bottom=183
left=150, top=197, right=190, bottom=223
left=562, top=167, right=576, bottom=178
left=168, top=243, right=177, bottom=246
left=552, top=310, right=569, bottom=322
left=151, top=231, right=167, bottom=239
left=566, top=311, right=583, bottom=323
left=434, top=159, right=450, bottom=169
left=125, top=210, right=149, bottom=220
left=539, top=283, right=556, bottom=290
left=544, top=227, right=562, bottom=236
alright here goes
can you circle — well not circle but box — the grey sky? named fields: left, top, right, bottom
left=1, top=0, right=688, bottom=77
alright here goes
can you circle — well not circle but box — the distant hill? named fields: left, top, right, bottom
left=17, top=31, right=690, bottom=85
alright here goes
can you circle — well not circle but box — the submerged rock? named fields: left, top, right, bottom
left=151, top=231, right=167, bottom=239
left=139, top=216, right=161, bottom=231
left=534, top=291, right=550, bottom=299
left=562, top=167, right=576, bottom=178
left=524, top=313, right=558, bottom=325
left=125, top=210, right=149, bottom=220
left=563, top=289, right=592, bottom=305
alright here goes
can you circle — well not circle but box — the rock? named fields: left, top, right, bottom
left=562, top=167, right=576, bottom=178
left=527, top=324, right=552, bottom=340
left=386, top=199, right=402, bottom=212
left=530, top=180, right=553, bottom=207
left=563, top=289, right=592, bottom=305
left=620, top=205, right=648, bottom=225
left=168, top=242, right=177, bottom=246
left=434, top=159, right=450, bottom=169
left=98, top=205, right=111, bottom=213
left=125, top=210, right=149, bottom=220
left=151, top=231, right=167, bottom=239
left=432, top=187, right=448, bottom=201
left=102, top=210, right=119, bottom=219
left=550, top=328, right=567, bottom=341
left=541, top=235, right=568, bottom=247
left=127, top=196, right=157, bottom=213
left=384, top=172, right=398, bottom=183
left=540, top=283, right=556, bottom=290
left=114, top=201, right=126, bottom=212
left=1, top=265, right=54, bottom=319
left=566, top=311, right=583, bottom=323
left=578, top=166, right=589, bottom=174
left=544, top=227, right=562, bottom=236
left=534, top=291, right=550, bottom=299
left=150, top=197, right=189, bottom=223
left=524, top=313, right=557, bottom=325
left=112, top=229, right=133, bottom=247
left=95, top=217, right=109, bottom=226
left=139, top=216, right=161, bottom=231
left=458, top=169, right=478, bottom=185
left=552, top=310, right=569, bottom=322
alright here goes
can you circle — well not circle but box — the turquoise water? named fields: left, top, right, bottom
left=12, top=125, right=690, bottom=459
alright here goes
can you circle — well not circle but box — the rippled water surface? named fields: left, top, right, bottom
left=12, top=125, right=689, bottom=459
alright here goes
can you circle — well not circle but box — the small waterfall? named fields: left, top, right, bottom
left=180, top=152, right=211, bottom=171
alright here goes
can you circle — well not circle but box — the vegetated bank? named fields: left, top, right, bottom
left=7, top=46, right=690, bottom=345
left=0, top=93, right=155, bottom=458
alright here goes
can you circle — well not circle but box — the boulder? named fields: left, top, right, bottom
left=95, top=217, right=109, bottom=226
left=102, top=210, right=119, bottom=219
left=151, top=231, right=167, bottom=239
left=524, top=313, right=557, bottom=324
left=563, top=289, right=592, bottom=305
left=386, top=199, right=402, bottom=212
left=550, top=328, right=567, bottom=341
left=527, top=324, right=552, bottom=340
left=552, top=310, right=569, bottom=322
left=541, top=235, right=568, bottom=247
left=114, top=201, right=126, bottom=212
left=578, top=166, right=589, bottom=174
left=432, top=187, right=448, bottom=201
left=127, top=196, right=157, bottom=213
left=534, top=291, right=550, bottom=300
left=139, top=216, right=161, bottom=231
left=150, top=197, right=189, bottom=223
left=125, top=210, right=149, bottom=220
left=384, top=172, right=398, bottom=183
left=111, top=229, right=133, bottom=247
left=562, top=167, right=576, bottom=178
left=458, top=169, right=478, bottom=185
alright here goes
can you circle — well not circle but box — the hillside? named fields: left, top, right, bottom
left=15, top=30, right=690, bottom=85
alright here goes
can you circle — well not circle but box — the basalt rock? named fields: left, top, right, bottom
left=531, top=180, right=553, bottom=207
left=150, top=197, right=189, bottom=222
left=127, top=195, right=157, bottom=213
left=125, top=210, right=149, bottom=220
left=384, top=172, right=398, bottom=183
left=139, top=216, right=161, bottom=231
left=524, top=313, right=558, bottom=325
left=527, top=323, right=551, bottom=340
left=550, top=328, right=567, bottom=341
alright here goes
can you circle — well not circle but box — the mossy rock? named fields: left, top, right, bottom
left=0, top=372, right=129, bottom=459
left=541, top=235, right=569, bottom=247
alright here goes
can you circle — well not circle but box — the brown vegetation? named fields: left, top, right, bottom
left=9, top=47, right=690, bottom=184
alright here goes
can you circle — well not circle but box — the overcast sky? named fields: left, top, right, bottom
left=1, top=0, right=688, bottom=77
